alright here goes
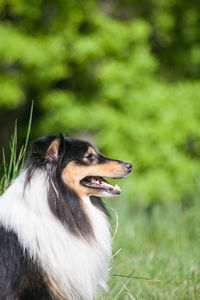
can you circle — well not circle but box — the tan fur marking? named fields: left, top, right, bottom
left=82, top=146, right=98, bottom=164
left=47, top=275, right=67, bottom=300
left=87, top=146, right=96, bottom=154
left=62, top=160, right=125, bottom=198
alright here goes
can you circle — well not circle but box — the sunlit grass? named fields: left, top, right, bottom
left=101, top=196, right=200, bottom=299
left=0, top=102, right=33, bottom=194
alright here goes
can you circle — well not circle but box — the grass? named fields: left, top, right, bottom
left=101, top=196, right=200, bottom=299
left=1, top=112, right=199, bottom=299
left=0, top=102, right=33, bottom=194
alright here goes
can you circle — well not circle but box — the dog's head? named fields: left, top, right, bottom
left=32, top=134, right=132, bottom=198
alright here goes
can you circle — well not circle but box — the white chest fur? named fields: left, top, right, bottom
left=0, top=171, right=112, bottom=300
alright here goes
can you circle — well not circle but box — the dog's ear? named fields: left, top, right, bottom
left=33, top=135, right=63, bottom=162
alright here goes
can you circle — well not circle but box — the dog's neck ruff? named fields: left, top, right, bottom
left=0, top=169, right=112, bottom=300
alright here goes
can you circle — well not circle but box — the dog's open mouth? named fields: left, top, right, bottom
left=80, top=176, right=121, bottom=195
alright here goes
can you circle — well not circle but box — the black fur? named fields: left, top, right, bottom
left=24, top=135, right=110, bottom=238
left=90, top=196, right=109, bottom=217
left=48, top=170, right=94, bottom=238
left=0, top=226, right=55, bottom=300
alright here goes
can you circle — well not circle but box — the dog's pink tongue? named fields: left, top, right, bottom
left=91, top=177, right=121, bottom=193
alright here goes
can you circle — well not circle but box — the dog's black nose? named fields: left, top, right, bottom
left=125, top=163, right=132, bottom=172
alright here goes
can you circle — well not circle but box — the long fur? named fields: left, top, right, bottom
left=0, top=134, right=131, bottom=300
left=0, top=168, right=111, bottom=300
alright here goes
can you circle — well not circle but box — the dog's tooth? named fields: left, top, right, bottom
left=115, top=184, right=121, bottom=190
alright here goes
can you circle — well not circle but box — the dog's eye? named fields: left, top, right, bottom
left=85, top=153, right=95, bottom=159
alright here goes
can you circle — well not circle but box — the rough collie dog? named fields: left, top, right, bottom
left=0, top=134, right=132, bottom=300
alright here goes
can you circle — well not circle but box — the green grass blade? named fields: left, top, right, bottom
left=7, top=122, right=17, bottom=184
left=2, top=148, right=7, bottom=177
left=1, top=102, right=34, bottom=193
left=12, top=120, right=18, bottom=179
left=20, top=101, right=34, bottom=170
left=113, top=277, right=133, bottom=300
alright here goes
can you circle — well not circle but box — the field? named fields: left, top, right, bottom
left=101, top=193, right=200, bottom=300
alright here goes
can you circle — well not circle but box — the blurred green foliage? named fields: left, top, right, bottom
left=0, top=0, right=200, bottom=205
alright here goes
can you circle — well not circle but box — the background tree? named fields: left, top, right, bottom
left=0, top=0, right=200, bottom=206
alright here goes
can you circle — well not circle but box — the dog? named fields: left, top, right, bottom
left=0, top=134, right=132, bottom=300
